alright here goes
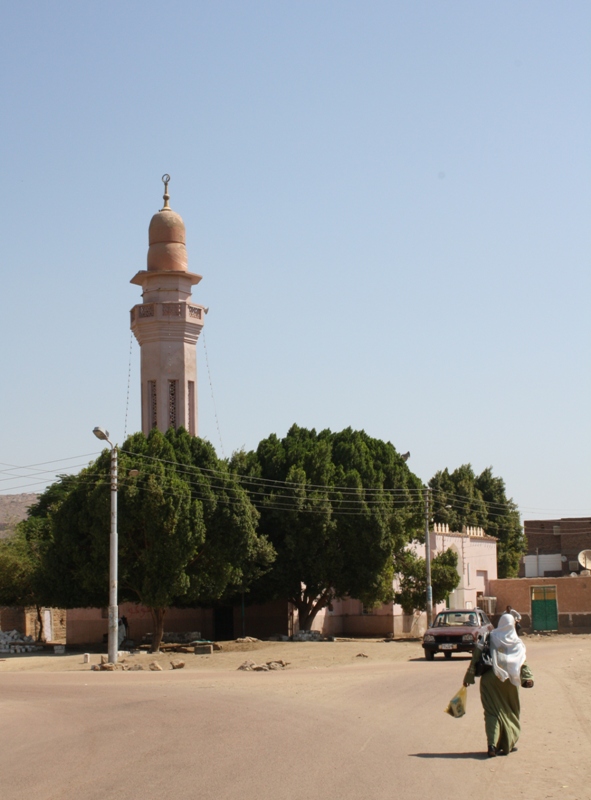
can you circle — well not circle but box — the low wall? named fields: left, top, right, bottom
left=314, top=610, right=424, bottom=639
left=237, top=600, right=290, bottom=639
left=66, top=604, right=214, bottom=645
left=0, top=607, right=66, bottom=643
left=0, top=607, right=25, bottom=632
left=489, top=576, right=591, bottom=633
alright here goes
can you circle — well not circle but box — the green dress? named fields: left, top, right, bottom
left=464, top=648, right=533, bottom=753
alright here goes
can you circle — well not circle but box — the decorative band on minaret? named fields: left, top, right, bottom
left=130, top=176, right=205, bottom=436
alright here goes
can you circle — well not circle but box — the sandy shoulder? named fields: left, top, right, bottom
left=2, top=633, right=590, bottom=677
left=0, top=638, right=424, bottom=673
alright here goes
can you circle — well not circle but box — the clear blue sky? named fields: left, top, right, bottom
left=1, top=1, right=589, bottom=520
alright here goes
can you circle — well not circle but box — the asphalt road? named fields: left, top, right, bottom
left=1, top=639, right=589, bottom=800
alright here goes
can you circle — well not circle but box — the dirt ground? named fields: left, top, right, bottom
left=1, top=631, right=590, bottom=674
left=1, top=633, right=591, bottom=800
left=0, top=636, right=423, bottom=672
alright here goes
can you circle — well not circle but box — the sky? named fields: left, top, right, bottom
left=1, top=1, right=589, bottom=520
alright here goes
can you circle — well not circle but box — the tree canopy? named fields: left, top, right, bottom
left=23, top=428, right=275, bottom=650
left=10, top=425, right=525, bottom=638
left=230, top=425, right=424, bottom=629
left=429, top=464, right=525, bottom=577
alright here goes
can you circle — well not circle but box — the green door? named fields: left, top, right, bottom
left=531, top=586, right=558, bottom=631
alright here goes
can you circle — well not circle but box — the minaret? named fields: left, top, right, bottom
left=130, top=175, right=205, bottom=436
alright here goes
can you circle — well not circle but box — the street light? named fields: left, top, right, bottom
left=424, top=487, right=433, bottom=627
left=93, top=426, right=118, bottom=664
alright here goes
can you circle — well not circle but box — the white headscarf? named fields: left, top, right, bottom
left=489, top=613, right=526, bottom=686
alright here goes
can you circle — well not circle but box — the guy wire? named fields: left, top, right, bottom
left=123, top=331, right=135, bottom=441
left=201, top=331, right=225, bottom=458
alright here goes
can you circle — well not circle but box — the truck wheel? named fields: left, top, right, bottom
left=425, top=649, right=435, bottom=661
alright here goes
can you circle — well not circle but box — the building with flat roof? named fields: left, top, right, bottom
left=521, top=517, right=591, bottom=577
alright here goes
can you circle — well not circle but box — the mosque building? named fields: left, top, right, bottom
left=129, top=175, right=206, bottom=436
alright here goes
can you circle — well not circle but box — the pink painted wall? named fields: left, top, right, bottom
left=305, top=530, right=498, bottom=638
left=66, top=604, right=213, bottom=645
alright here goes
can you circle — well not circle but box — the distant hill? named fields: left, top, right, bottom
left=0, top=493, right=39, bottom=539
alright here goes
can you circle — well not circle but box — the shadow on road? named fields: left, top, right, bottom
left=410, top=752, right=488, bottom=761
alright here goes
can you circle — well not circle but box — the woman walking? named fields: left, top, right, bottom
left=463, top=612, right=534, bottom=757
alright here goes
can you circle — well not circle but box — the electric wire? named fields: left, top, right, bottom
left=29, top=462, right=528, bottom=522
left=0, top=453, right=101, bottom=473
left=2, top=451, right=588, bottom=519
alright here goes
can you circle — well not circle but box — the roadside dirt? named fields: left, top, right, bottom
left=1, top=632, right=589, bottom=674
left=0, top=637, right=421, bottom=672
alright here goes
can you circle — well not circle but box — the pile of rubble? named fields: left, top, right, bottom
left=237, top=659, right=290, bottom=671
left=141, top=631, right=201, bottom=645
left=292, top=630, right=326, bottom=642
left=91, top=656, right=185, bottom=671
left=0, top=630, right=44, bottom=654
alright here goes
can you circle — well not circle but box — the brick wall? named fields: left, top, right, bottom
left=489, top=576, right=591, bottom=633
left=524, top=517, right=591, bottom=576
left=0, top=607, right=26, bottom=632
left=0, top=607, right=66, bottom=642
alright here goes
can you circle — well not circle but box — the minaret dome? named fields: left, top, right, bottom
left=147, top=174, right=188, bottom=272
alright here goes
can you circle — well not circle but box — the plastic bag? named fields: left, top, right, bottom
left=444, top=685, right=467, bottom=718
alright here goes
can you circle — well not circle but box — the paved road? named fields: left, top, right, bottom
left=1, top=639, right=589, bottom=800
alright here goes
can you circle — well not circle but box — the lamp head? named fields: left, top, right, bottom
left=93, top=426, right=110, bottom=441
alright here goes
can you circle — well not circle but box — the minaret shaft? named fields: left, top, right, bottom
left=130, top=177, right=205, bottom=437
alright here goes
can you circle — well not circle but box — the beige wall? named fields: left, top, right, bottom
left=0, top=607, right=66, bottom=643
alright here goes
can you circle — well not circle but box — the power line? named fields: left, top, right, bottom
left=3, top=449, right=589, bottom=520
left=0, top=452, right=100, bottom=474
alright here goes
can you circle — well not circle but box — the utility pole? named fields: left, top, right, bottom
left=93, top=427, right=119, bottom=664
left=108, top=444, right=118, bottom=664
left=424, top=487, right=433, bottom=627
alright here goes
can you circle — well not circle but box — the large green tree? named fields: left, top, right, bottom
left=0, top=482, right=75, bottom=640
left=394, top=548, right=461, bottom=615
left=231, top=425, right=424, bottom=629
left=0, top=529, right=45, bottom=637
left=31, top=428, right=274, bottom=651
left=429, top=464, right=525, bottom=577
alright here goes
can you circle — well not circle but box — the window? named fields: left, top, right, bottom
left=168, top=380, right=178, bottom=428
left=148, top=381, right=157, bottom=429
left=531, top=585, right=557, bottom=602
left=188, top=381, right=195, bottom=435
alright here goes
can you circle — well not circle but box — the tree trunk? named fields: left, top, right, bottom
left=35, top=605, right=45, bottom=642
left=294, top=594, right=329, bottom=631
left=149, top=607, right=166, bottom=653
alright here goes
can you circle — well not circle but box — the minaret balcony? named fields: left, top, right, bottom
left=130, top=301, right=205, bottom=344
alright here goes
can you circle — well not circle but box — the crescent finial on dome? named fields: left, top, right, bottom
left=161, top=173, right=171, bottom=211
left=147, top=174, right=187, bottom=272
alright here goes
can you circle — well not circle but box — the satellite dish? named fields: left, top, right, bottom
left=578, top=550, right=591, bottom=569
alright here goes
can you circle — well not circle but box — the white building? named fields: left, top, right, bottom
left=310, top=524, right=498, bottom=638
